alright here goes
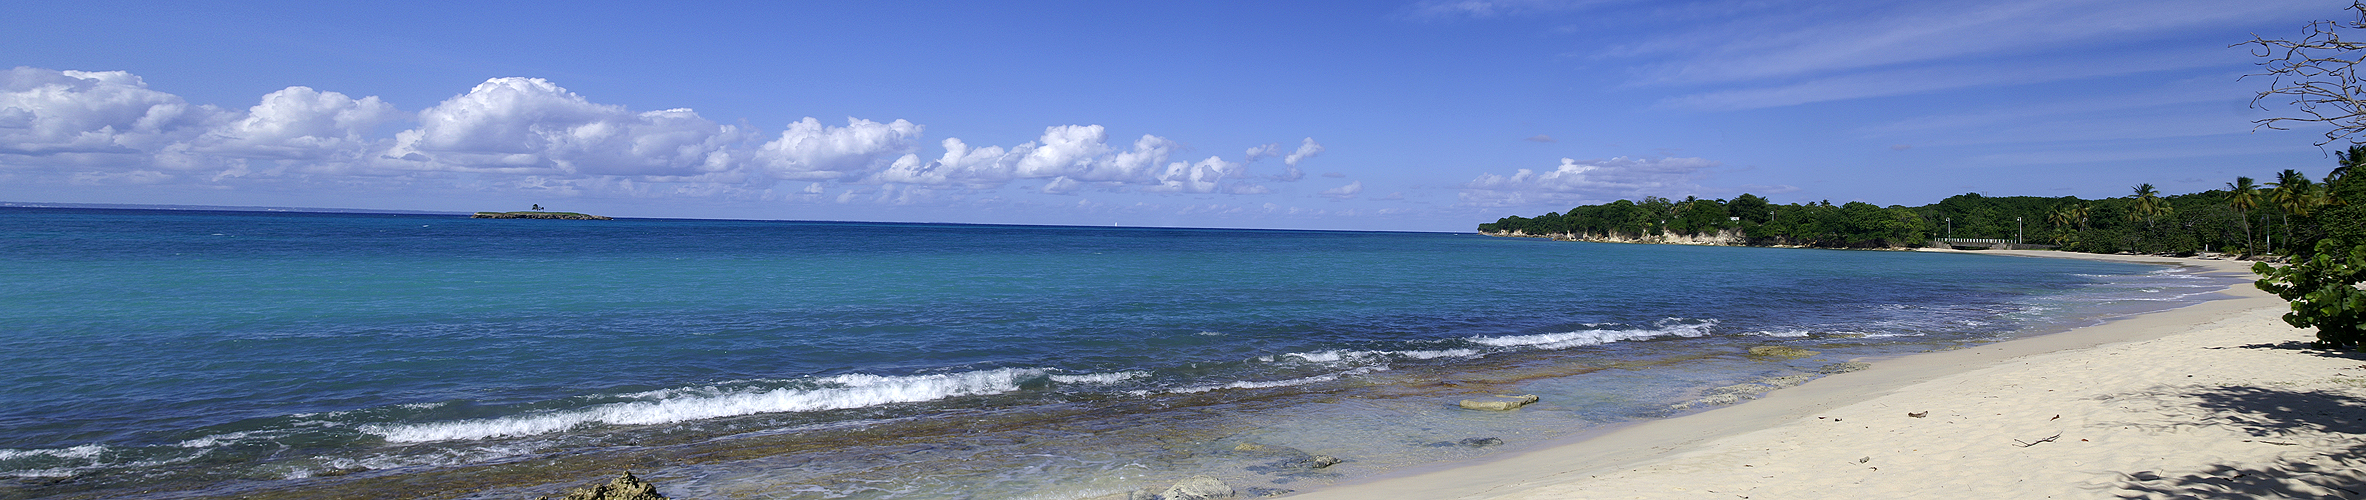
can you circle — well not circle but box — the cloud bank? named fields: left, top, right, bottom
left=0, top=68, right=1320, bottom=204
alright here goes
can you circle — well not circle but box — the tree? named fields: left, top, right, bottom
left=2271, top=169, right=2320, bottom=252
left=2229, top=176, right=2261, bottom=252
left=2240, top=2, right=2366, bottom=145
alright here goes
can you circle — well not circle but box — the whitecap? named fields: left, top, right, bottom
left=1470, top=320, right=1716, bottom=350
left=1048, top=371, right=1149, bottom=384
left=363, top=368, right=1048, bottom=443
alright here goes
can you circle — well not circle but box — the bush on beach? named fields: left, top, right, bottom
left=2254, top=239, right=2366, bottom=350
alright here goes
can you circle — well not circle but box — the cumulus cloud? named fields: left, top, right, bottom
left=750, top=116, right=919, bottom=180
left=0, top=68, right=1310, bottom=208
left=1459, top=156, right=1720, bottom=206
left=0, top=68, right=227, bottom=160
left=195, top=86, right=398, bottom=160
left=1150, top=156, right=1252, bottom=193
left=387, top=77, right=752, bottom=179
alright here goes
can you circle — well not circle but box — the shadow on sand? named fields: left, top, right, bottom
left=2108, top=386, right=2366, bottom=499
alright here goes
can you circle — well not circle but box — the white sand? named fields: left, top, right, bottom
left=1290, top=251, right=2366, bottom=499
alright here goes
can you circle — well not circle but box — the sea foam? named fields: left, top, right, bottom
left=364, top=367, right=1128, bottom=443
left=1470, top=319, right=1717, bottom=350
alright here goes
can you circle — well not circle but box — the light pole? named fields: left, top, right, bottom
left=1945, top=217, right=1951, bottom=239
left=2016, top=217, right=2023, bottom=247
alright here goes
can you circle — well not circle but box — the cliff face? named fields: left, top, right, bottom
left=472, top=212, right=613, bottom=220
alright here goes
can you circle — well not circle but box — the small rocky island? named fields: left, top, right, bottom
left=472, top=211, right=613, bottom=220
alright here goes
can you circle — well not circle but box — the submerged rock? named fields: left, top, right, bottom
left=1161, top=475, right=1235, bottom=500
left=1425, top=437, right=1504, bottom=448
left=1306, top=455, right=1343, bottom=469
left=541, top=472, right=665, bottom=500
left=1756, top=374, right=1816, bottom=388
left=1458, top=394, right=1541, bottom=411
left=1747, top=346, right=1818, bottom=359
left=1818, top=361, right=1872, bottom=373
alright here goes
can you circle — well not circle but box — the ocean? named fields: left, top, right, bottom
left=0, top=207, right=2240, bottom=499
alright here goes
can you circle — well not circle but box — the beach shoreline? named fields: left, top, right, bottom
left=1285, top=250, right=2362, bottom=499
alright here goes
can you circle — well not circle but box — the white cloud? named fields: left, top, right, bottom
left=1459, top=156, right=1720, bottom=206
left=0, top=68, right=1313, bottom=211
left=1011, top=125, right=1177, bottom=184
left=389, top=77, right=752, bottom=179
left=749, top=116, right=917, bottom=181
left=195, top=86, right=398, bottom=160
left=1151, top=156, right=1250, bottom=193
left=1283, top=137, right=1323, bottom=167
left=1320, top=180, right=1363, bottom=198
left=0, top=67, right=228, bottom=160
left=1244, top=143, right=1280, bottom=162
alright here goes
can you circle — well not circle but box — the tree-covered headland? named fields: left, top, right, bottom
left=1477, top=165, right=2366, bottom=255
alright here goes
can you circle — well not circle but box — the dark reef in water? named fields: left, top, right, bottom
left=472, top=211, right=613, bottom=220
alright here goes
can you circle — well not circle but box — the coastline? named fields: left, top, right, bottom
left=1288, top=250, right=2362, bottom=499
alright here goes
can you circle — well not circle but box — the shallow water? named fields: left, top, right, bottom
left=0, top=207, right=2236, bottom=499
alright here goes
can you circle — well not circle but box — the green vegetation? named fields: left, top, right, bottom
left=1477, top=159, right=2365, bottom=256
left=471, top=211, right=614, bottom=220
left=2255, top=239, right=2366, bottom=349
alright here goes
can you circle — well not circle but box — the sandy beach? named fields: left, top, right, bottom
left=1289, top=250, right=2366, bottom=499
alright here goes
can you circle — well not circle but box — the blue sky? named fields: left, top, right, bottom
left=0, top=0, right=2341, bottom=231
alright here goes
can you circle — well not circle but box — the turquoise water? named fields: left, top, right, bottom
left=0, top=207, right=2235, bottom=499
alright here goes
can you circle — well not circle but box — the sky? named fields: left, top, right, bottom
left=0, top=0, right=2347, bottom=232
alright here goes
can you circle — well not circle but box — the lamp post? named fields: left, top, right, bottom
left=1945, top=217, right=1951, bottom=239
left=2016, top=217, right=2023, bottom=247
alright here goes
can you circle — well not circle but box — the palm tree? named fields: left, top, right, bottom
left=2131, top=183, right=2171, bottom=226
left=2228, top=176, right=2259, bottom=252
left=2268, top=169, right=2319, bottom=253
left=2048, top=204, right=2078, bottom=245
left=2335, top=144, right=2366, bottom=185
left=2126, top=184, right=2171, bottom=251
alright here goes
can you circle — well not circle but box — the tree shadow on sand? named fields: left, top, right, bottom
left=2216, top=341, right=2366, bottom=361
left=2108, top=386, right=2366, bottom=499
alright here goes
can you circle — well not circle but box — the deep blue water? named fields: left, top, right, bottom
left=0, top=207, right=2234, bottom=499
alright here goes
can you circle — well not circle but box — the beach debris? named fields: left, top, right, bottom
left=2014, top=432, right=2064, bottom=448
left=1747, top=346, right=1818, bottom=359
left=1907, top=411, right=1928, bottom=418
left=1458, top=394, right=1541, bottom=411
left=1160, top=475, right=1236, bottom=500
left=1817, top=361, right=1872, bottom=374
left=540, top=471, right=666, bottom=500
left=1856, top=456, right=1871, bottom=464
